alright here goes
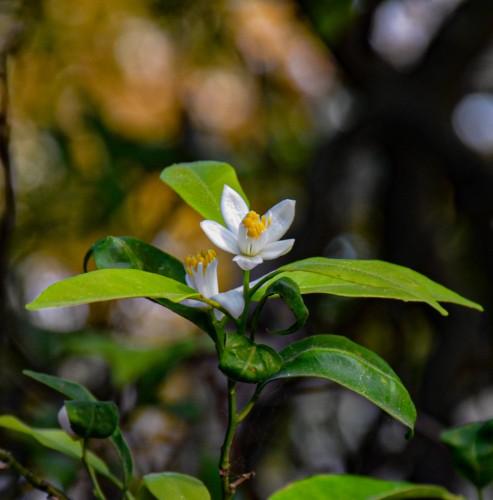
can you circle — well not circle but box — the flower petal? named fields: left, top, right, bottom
left=265, top=199, right=295, bottom=243
left=233, top=254, right=263, bottom=271
left=258, top=239, right=295, bottom=260
left=221, top=185, right=249, bottom=234
left=201, top=220, right=240, bottom=254
left=212, top=289, right=245, bottom=319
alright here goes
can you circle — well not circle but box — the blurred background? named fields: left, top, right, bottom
left=0, top=0, right=492, bottom=498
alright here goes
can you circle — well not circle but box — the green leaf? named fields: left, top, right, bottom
left=262, top=335, right=416, bottom=431
left=24, top=370, right=95, bottom=401
left=24, top=371, right=133, bottom=491
left=441, top=419, right=493, bottom=489
left=219, top=333, right=284, bottom=384
left=160, top=161, right=249, bottom=224
left=25, top=269, right=199, bottom=310
left=85, top=236, right=186, bottom=283
left=84, top=236, right=214, bottom=333
left=0, top=415, right=122, bottom=489
left=253, top=277, right=308, bottom=335
left=268, top=474, right=464, bottom=499
left=262, top=257, right=483, bottom=316
left=138, top=472, right=211, bottom=500
left=65, top=401, right=119, bottom=439
left=111, top=427, right=134, bottom=495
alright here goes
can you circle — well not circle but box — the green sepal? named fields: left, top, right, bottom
left=441, top=419, right=493, bottom=489
left=219, top=333, right=284, bottom=384
left=253, top=277, right=308, bottom=335
left=65, top=400, right=119, bottom=440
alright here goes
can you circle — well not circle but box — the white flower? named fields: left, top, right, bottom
left=184, top=249, right=244, bottom=319
left=201, top=185, right=295, bottom=271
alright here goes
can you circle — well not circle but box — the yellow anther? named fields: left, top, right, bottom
left=242, top=211, right=271, bottom=239
left=185, top=249, right=217, bottom=276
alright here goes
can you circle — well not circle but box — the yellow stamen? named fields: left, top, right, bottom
left=185, top=249, right=217, bottom=276
left=242, top=211, right=271, bottom=239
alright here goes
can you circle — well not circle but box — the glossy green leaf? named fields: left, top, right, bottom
left=219, top=333, right=284, bottom=383
left=138, top=472, right=211, bottom=500
left=261, top=257, right=483, bottom=316
left=65, top=401, right=119, bottom=439
left=25, top=269, right=199, bottom=310
left=0, top=415, right=122, bottom=489
left=85, top=236, right=186, bottom=283
left=84, top=236, right=214, bottom=333
left=160, top=161, right=249, bottom=224
left=441, top=420, right=493, bottom=489
left=262, top=335, right=416, bottom=431
left=24, top=371, right=133, bottom=491
left=268, top=474, right=463, bottom=500
left=253, top=277, right=308, bottom=335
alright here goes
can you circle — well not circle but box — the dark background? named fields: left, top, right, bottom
left=0, top=0, right=492, bottom=498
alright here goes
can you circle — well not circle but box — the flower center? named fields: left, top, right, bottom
left=185, top=249, right=217, bottom=276
left=242, top=211, right=271, bottom=239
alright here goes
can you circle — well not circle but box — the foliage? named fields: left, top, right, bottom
left=0, top=162, right=482, bottom=499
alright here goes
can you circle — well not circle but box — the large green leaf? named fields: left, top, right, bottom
left=160, top=161, right=249, bottom=224
left=260, top=258, right=483, bottom=316
left=262, top=335, right=416, bottom=431
left=85, top=236, right=186, bottom=283
left=24, top=371, right=133, bottom=492
left=0, top=415, right=122, bottom=489
left=441, top=420, right=493, bottom=489
left=268, top=474, right=463, bottom=499
left=26, top=269, right=199, bottom=310
left=84, top=236, right=214, bottom=333
left=138, top=472, right=211, bottom=500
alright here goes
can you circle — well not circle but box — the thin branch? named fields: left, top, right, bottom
left=0, top=448, right=69, bottom=499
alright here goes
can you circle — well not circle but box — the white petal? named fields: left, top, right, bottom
left=265, top=199, right=295, bottom=243
left=201, top=220, right=240, bottom=254
left=212, top=289, right=245, bottom=319
left=221, top=185, right=249, bottom=234
left=233, top=254, right=263, bottom=271
left=258, top=239, right=295, bottom=260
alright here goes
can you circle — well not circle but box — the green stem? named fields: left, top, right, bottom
left=81, top=440, right=107, bottom=500
left=219, top=379, right=239, bottom=500
left=477, top=487, right=484, bottom=500
left=237, top=385, right=262, bottom=422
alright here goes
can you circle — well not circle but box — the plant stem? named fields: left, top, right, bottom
left=81, top=440, right=107, bottom=500
left=219, top=379, right=239, bottom=500
left=0, top=448, right=69, bottom=499
left=477, top=487, right=484, bottom=500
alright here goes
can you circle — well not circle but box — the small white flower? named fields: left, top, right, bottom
left=184, top=249, right=244, bottom=319
left=201, top=185, right=295, bottom=271
left=58, top=405, right=77, bottom=439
